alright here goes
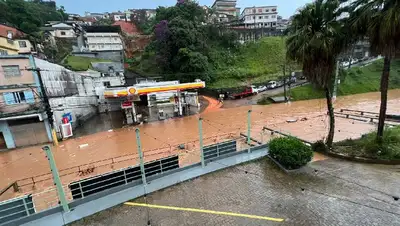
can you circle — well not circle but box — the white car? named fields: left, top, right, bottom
left=267, top=81, right=277, bottom=89
left=250, top=85, right=259, bottom=94
left=258, top=86, right=267, bottom=92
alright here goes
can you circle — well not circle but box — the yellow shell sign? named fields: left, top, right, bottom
left=128, top=88, right=137, bottom=95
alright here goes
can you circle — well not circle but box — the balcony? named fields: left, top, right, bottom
left=0, top=103, right=44, bottom=118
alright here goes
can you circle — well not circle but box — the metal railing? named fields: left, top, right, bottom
left=0, top=110, right=269, bottom=225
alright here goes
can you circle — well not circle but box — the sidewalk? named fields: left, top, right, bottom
left=69, top=158, right=400, bottom=226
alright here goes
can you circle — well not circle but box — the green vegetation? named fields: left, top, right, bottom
left=64, top=56, right=111, bottom=71
left=269, top=137, right=313, bottom=170
left=286, top=0, right=348, bottom=148
left=312, top=140, right=329, bottom=153
left=130, top=1, right=293, bottom=88
left=0, top=0, right=67, bottom=33
left=208, top=37, right=288, bottom=89
left=334, top=126, right=400, bottom=160
left=287, top=59, right=400, bottom=101
left=43, top=37, right=73, bottom=64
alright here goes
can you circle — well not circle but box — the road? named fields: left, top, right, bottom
left=69, top=157, right=400, bottom=226
left=223, top=79, right=308, bottom=108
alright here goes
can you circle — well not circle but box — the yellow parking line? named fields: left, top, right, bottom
left=124, top=202, right=284, bottom=222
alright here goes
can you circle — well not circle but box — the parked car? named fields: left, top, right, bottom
left=258, top=85, right=267, bottom=92
left=251, top=85, right=259, bottom=94
left=267, top=81, right=277, bottom=89
left=230, top=86, right=256, bottom=99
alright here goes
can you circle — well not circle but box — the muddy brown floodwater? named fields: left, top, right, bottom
left=1, top=90, right=400, bottom=206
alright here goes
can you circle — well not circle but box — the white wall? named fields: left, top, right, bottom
left=50, top=96, right=98, bottom=132
left=49, top=29, right=75, bottom=38
left=17, top=39, right=33, bottom=53
left=86, top=32, right=123, bottom=51
left=34, top=58, right=100, bottom=135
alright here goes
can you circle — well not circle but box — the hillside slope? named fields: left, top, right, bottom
left=209, top=37, right=288, bottom=88
left=288, top=59, right=400, bottom=101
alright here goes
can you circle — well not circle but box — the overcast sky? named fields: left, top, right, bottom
left=55, top=0, right=312, bottom=18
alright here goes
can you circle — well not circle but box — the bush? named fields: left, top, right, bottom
left=269, top=137, right=313, bottom=170
left=334, top=126, right=400, bottom=160
left=312, top=140, right=328, bottom=153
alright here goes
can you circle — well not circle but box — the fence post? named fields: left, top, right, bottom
left=199, top=118, right=205, bottom=168
left=42, top=145, right=70, bottom=212
left=135, top=128, right=147, bottom=185
left=247, top=110, right=252, bottom=153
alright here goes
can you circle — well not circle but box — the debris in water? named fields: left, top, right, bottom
left=286, top=119, right=298, bottom=123
left=79, top=144, right=89, bottom=149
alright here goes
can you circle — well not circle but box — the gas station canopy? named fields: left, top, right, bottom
left=104, top=81, right=206, bottom=98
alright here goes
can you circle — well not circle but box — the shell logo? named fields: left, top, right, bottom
left=128, top=87, right=137, bottom=95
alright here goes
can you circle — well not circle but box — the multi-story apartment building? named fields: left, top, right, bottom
left=241, top=6, right=278, bottom=29
left=211, top=0, right=239, bottom=23
left=113, top=10, right=132, bottom=22
left=0, top=55, right=52, bottom=149
left=84, top=26, right=123, bottom=52
left=0, top=24, right=35, bottom=55
left=41, top=22, right=76, bottom=39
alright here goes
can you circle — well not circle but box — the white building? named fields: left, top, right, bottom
left=211, top=0, right=239, bottom=23
left=85, top=32, right=123, bottom=51
left=113, top=11, right=132, bottom=22
left=42, top=23, right=76, bottom=38
left=34, top=58, right=99, bottom=138
left=241, top=6, right=278, bottom=28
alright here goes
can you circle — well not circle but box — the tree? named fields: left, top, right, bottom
left=349, top=0, right=400, bottom=142
left=93, top=18, right=113, bottom=26
left=286, top=0, right=348, bottom=148
left=1, top=0, right=67, bottom=33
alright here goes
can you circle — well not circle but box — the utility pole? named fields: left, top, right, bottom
left=282, top=64, right=287, bottom=102
left=28, top=67, right=58, bottom=146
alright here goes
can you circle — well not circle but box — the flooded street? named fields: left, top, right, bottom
left=73, top=111, right=125, bottom=137
left=1, top=90, right=400, bottom=202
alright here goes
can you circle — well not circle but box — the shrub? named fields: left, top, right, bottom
left=312, top=140, right=328, bottom=153
left=269, top=137, right=313, bottom=170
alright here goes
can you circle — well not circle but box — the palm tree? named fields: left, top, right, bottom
left=286, top=0, right=348, bottom=148
left=349, top=0, right=400, bottom=142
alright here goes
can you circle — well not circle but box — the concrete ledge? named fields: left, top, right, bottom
left=266, top=155, right=305, bottom=173
left=317, top=150, right=400, bottom=165
left=17, top=148, right=268, bottom=226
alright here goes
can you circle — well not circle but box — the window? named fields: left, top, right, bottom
left=252, top=9, right=256, bottom=13
left=272, top=8, right=277, bottom=12
left=3, top=91, right=34, bottom=105
left=253, top=16, right=255, bottom=19
left=265, top=9, right=269, bottom=12
left=18, top=41, right=27, bottom=48
left=259, top=16, right=262, bottom=19
left=103, top=81, right=111, bottom=87
left=265, top=15, right=269, bottom=19
left=2, top=66, right=21, bottom=77
left=7, top=31, right=13, bottom=39
left=272, top=15, right=276, bottom=18
left=61, top=31, right=66, bottom=35
left=258, top=9, right=262, bottom=12
left=0, top=49, right=8, bottom=56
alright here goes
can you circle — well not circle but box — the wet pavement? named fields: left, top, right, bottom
left=1, top=90, right=400, bottom=206
left=69, top=157, right=400, bottom=226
